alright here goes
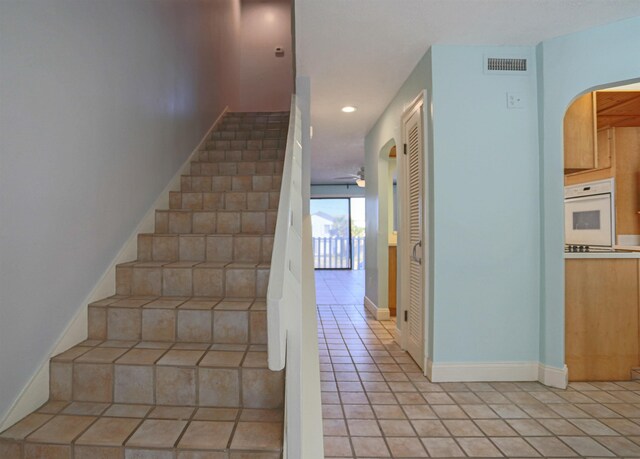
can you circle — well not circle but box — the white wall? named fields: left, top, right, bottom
left=237, top=0, right=293, bottom=112
left=0, top=0, right=240, bottom=421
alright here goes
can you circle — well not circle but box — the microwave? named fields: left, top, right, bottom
left=564, top=178, right=615, bottom=248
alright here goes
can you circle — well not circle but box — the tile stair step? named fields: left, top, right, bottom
left=190, top=160, right=284, bottom=177
left=46, top=340, right=283, bottom=408
left=204, top=139, right=287, bottom=150
left=115, top=261, right=270, bottom=297
left=154, top=209, right=277, bottom=235
left=168, top=190, right=280, bottom=211
left=180, top=174, right=282, bottom=192
left=87, top=295, right=267, bottom=344
left=0, top=111, right=287, bottom=459
left=209, top=128, right=287, bottom=140
left=217, top=122, right=289, bottom=132
left=0, top=405, right=283, bottom=458
left=137, top=233, right=274, bottom=263
left=195, top=148, right=285, bottom=163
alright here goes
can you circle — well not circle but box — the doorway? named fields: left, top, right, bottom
left=311, top=197, right=365, bottom=270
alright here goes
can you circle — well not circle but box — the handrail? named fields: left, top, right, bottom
left=267, top=95, right=302, bottom=370
left=267, top=94, right=323, bottom=459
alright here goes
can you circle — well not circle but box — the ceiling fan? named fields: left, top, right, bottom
left=333, top=167, right=365, bottom=188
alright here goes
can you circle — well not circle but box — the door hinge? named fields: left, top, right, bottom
left=404, top=310, right=408, bottom=322
left=403, top=144, right=407, bottom=155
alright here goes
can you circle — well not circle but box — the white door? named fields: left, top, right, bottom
left=402, top=100, right=425, bottom=369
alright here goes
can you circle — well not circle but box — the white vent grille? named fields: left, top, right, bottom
left=487, top=57, right=527, bottom=72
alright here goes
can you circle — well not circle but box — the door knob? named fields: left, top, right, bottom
left=411, top=241, right=422, bottom=265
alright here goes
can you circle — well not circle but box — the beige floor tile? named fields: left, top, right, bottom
left=378, top=419, right=415, bottom=436
left=350, top=436, right=390, bottom=457
left=491, top=436, right=541, bottom=457
left=0, top=413, right=53, bottom=440
left=126, top=419, right=187, bottom=448
left=386, top=436, right=428, bottom=457
left=422, top=437, right=465, bottom=457
left=457, top=437, right=504, bottom=457
left=323, top=419, right=348, bottom=436
left=230, top=421, right=283, bottom=451
left=177, top=421, right=234, bottom=449
left=560, top=435, right=615, bottom=456
left=526, top=436, right=578, bottom=457
left=346, top=419, right=382, bottom=436
left=323, top=435, right=353, bottom=457
left=76, top=417, right=142, bottom=446
left=27, top=415, right=96, bottom=444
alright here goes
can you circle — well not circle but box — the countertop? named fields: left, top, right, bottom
left=565, top=250, right=640, bottom=259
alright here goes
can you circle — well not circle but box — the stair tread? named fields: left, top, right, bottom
left=0, top=404, right=282, bottom=453
left=89, top=294, right=266, bottom=310
left=116, top=260, right=270, bottom=268
left=51, top=339, right=269, bottom=368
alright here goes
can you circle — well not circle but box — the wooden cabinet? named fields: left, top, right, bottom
left=565, top=258, right=639, bottom=381
left=596, top=128, right=613, bottom=170
left=388, top=245, right=397, bottom=316
left=564, top=93, right=597, bottom=173
left=613, top=128, right=640, bottom=236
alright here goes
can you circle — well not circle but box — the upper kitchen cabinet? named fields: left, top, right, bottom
left=564, top=93, right=597, bottom=173
left=565, top=91, right=640, bottom=180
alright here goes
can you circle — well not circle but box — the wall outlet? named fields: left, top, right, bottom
left=507, top=92, right=525, bottom=109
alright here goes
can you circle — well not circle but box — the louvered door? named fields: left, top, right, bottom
left=404, top=106, right=425, bottom=369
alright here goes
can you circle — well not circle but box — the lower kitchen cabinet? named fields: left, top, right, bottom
left=565, top=258, right=639, bottom=381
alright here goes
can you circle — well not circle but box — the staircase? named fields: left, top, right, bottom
left=0, top=112, right=289, bottom=459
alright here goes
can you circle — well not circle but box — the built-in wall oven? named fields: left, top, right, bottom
left=564, top=178, right=615, bottom=252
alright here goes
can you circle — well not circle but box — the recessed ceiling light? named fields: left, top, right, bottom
left=341, top=106, right=357, bottom=113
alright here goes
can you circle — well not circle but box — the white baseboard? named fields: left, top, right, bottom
left=364, top=295, right=390, bottom=320
left=538, top=363, right=568, bottom=389
left=428, top=360, right=539, bottom=383
left=0, top=107, right=228, bottom=431
left=426, top=359, right=569, bottom=389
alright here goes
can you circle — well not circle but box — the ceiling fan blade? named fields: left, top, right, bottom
left=333, top=175, right=359, bottom=180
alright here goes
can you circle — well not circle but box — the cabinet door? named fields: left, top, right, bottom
left=565, top=259, right=639, bottom=381
left=564, top=93, right=597, bottom=172
left=597, top=128, right=612, bottom=169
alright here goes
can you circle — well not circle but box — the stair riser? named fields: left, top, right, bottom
left=210, top=129, right=287, bottom=140
left=88, top=307, right=267, bottom=344
left=196, top=149, right=285, bottom=162
left=204, top=139, right=287, bottom=150
left=138, top=234, right=273, bottom=263
left=190, top=161, right=284, bottom=177
left=181, top=175, right=282, bottom=193
left=155, top=210, right=277, bottom=235
left=116, top=265, right=270, bottom=297
left=169, top=191, right=280, bottom=211
left=49, top=361, right=283, bottom=408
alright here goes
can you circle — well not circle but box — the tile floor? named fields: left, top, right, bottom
left=316, top=269, right=365, bottom=305
left=317, top=272, right=640, bottom=458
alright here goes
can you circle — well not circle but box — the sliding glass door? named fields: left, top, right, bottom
left=311, top=198, right=352, bottom=269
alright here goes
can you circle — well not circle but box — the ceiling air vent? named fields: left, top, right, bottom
left=484, top=56, right=529, bottom=75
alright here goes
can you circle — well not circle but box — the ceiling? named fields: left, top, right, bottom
left=295, top=0, right=640, bottom=185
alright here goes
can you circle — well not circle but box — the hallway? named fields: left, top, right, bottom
left=317, top=271, right=640, bottom=458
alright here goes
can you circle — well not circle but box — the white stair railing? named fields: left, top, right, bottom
left=268, top=96, right=324, bottom=458
left=267, top=97, right=302, bottom=372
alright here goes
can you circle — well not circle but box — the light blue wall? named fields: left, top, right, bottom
left=538, top=17, right=640, bottom=368
left=430, top=45, right=540, bottom=362
left=364, top=51, right=432, bottom=322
